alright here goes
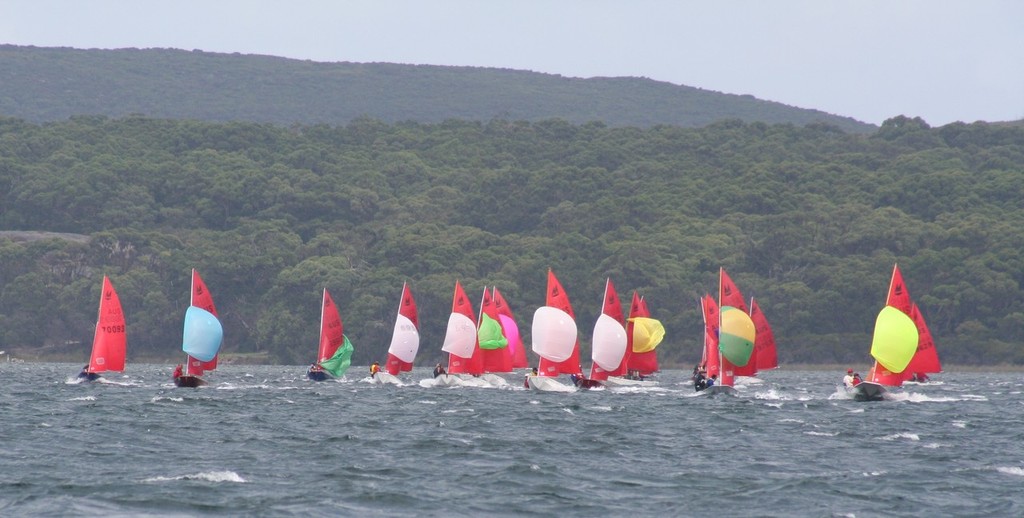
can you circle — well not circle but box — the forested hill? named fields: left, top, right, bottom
left=0, top=114, right=1021, bottom=367
left=0, top=45, right=874, bottom=132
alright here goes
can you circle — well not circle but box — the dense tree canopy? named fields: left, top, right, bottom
left=0, top=115, right=1022, bottom=367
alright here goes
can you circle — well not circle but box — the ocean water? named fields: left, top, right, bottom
left=1, top=363, right=1022, bottom=517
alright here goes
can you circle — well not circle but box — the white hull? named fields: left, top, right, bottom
left=419, top=374, right=462, bottom=388
left=602, top=376, right=657, bottom=387
left=526, top=376, right=576, bottom=392
left=368, top=372, right=402, bottom=385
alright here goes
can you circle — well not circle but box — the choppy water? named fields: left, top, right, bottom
left=1, top=363, right=1022, bottom=517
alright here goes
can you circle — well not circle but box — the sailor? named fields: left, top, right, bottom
left=843, top=368, right=855, bottom=388
left=570, top=373, right=581, bottom=386
left=852, top=372, right=863, bottom=386
left=432, top=363, right=446, bottom=378
left=523, top=367, right=538, bottom=388
left=706, top=374, right=717, bottom=388
left=173, top=364, right=183, bottom=379
left=370, top=361, right=381, bottom=377
left=693, top=369, right=707, bottom=391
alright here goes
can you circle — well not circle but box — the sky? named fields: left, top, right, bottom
left=2, top=0, right=1022, bottom=126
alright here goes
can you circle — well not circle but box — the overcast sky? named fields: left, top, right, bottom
left=3, top=0, right=1022, bottom=126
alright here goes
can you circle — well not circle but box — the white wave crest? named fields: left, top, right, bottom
left=145, top=470, right=246, bottom=483
left=881, top=432, right=920, bottom=441
left=952, top=420, right=968, bottom=428
left=805, top=431, right=839, bottom=437
left=996, top=467, right=1024, bottom=477
left=69, top=395, right=96, bottom=401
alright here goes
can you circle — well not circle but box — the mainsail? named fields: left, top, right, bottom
left=87, top=275, right=127, bottom=374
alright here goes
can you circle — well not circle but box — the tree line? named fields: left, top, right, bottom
left=0, top=114, right=1022, bottom=367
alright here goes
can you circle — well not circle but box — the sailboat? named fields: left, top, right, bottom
left=625, top=295, right=665, bottom=379
left=696, top=268, right=757, bottom=395
left=307, top=288, right=354, bottom=381
left=433, top=280, right=479, bottom=387
left=493, top=287, right=528, bottom=369
left=382, top=282, right=419, bottom=382
left=174, top=269, right=223, bottom=388
left=476, top=287, right=512, bottom=387
left=853, top=264, right=933, bottom=400
left=588, top=278, right=627, bottom=383
left=528, top=270, right=581, bottom=392
left=77, top=275, right=127, bottom=382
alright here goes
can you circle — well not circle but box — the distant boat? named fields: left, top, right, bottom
left=883, top=264, right=941, bottom=384
left=492, top=287, right=528, bottom=369
left=78, top=275, right=126, bottom=382
left=529, top=270, right=581, bottom=391
left=384, top=282, right=419, bottom=378
left=174, top=269, right=223, bottom=388
left=307, top=288, right=353, bottom=381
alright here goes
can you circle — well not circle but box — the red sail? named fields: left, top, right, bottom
left=88, top=276, right=127, bottom=373
left=187, top=269, right=218, bottom=375
left=750, top=298, right=778, bottom=370
left=720, top=268, right=756, bottom=377
left=386, top=283, right=418, bottom=375
left=614, top=292, right=641, bottom=376
left=447, top=281, right=483, bottom=375
left=493, top=287, right=527, bottom=368
left=886, top=264, right=912, bottom=315
left=590, top=278, right=625, bottom=380
left=479, top=288, right=513, bottom=373
left=538, top=270, right=581, bottom=377
left=902, top=303, right=941, bottom=378
left=867, top=360, right=907, bottom=386
left=627, top=294, right=659, bottom=374
left=701, top=294, right=721, bottom=379
left=317, top=288, right=344, bottom=363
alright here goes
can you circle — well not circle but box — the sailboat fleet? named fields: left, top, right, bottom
left=71, top=263, right=940, bottom=399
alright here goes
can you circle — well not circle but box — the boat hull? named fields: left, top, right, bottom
left=698, top=385, right=737, bottom=396
left=78, top=372, right=101, bottom=382
left=602, top=376, right=656, bottom=387
left=575, top=379, right=603, bottom=390
left=307, top=370, right=330, bottom=382
left=527, top=376, right=576, bottom=392
left=174, top=375, right=206, bottom=388
left=850, top=382, right=886, bottom=401
left=370, top=372, right=402, bottom=385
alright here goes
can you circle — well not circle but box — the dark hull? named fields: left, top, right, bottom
left=307, top=370, right=330, bottom=381
left=575, top=379, right=604, bottom=390
left=851, top=382, right=886, bottom=401
left=174, top=375, right=206, bottom=388
left=698, top=385, right=738, bottom=396
left=78, top=372, right=101, bottom=382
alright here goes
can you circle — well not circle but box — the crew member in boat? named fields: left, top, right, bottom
left=432, top=363, right=446, bottom=378
left=308, top=363, right=323, bottom=374
left=78, top=364, right=89, bottom=379
left=693, top=368, right=708, bottom=391
left=370, top=361, right=381, bottom=378
left=852, top=372, right=862, bottom=386
left=523, top=367, right=538, bottom=388
left=173, top=363, right=183, bottom=379
left=843, top=368, right=856, bottom=388
left=705, top=374, right=717, bottom=388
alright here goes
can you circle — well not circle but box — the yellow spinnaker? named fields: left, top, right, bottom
left=870, top=305, right=919, bottom=374
left=629, top=317, right=665, bottom=353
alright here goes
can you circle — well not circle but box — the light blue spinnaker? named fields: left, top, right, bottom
left=182, top=306, right=223, bottom=362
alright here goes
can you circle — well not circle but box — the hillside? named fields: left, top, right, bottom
left=0, top=115, right=1021, bottom=367
left=0, top=45, right=874, bottom=132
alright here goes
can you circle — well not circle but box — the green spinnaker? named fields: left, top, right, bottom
left=320, top=335, right=354, bottom=377
left=478, top=313, right=509, bottom=350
